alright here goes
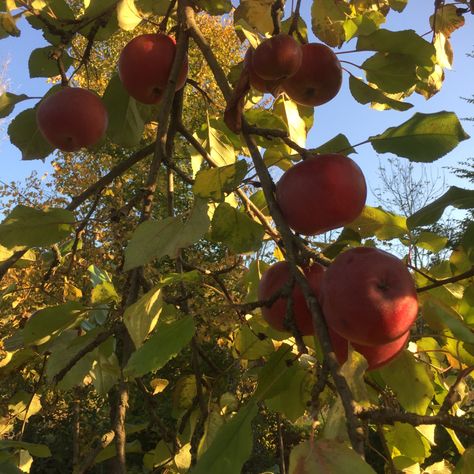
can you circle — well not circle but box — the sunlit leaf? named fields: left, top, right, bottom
left=370, top=112, right=469, bottom=162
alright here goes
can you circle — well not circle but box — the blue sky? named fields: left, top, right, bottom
left=0, top=2, right=473, bottom=209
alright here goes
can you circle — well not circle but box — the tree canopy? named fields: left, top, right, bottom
left=0, top=1, right=473, bottom=473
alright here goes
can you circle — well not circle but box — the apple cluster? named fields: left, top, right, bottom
left=258, top=247, right=418, bottom=370
left=246, top=33, right=342, bottom=107
left=36, top=33, right=187, bottom=151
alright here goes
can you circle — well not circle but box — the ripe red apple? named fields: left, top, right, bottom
left=252, top=33, right=302, bottom=81
left=275, top=154, right=367, bottom=235
left=329, top=327, right=409, bottom=371
left=36, top=87, right=108, bottom=152
left=244, top=49, right=281, bottom=95
left=258, top=261, right=325, bottom=335
left=118, top=33, right=188, bottom=104
left=282, top=43, right=342, bottom=107
left=321, top=247, right=418, bottom=346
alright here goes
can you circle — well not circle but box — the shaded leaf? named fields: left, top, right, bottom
left=0, top=440, right=51, bottom=458
left=8, top=107, right=55, bottom=160
left=102, top=74, right=145, bottom=147
left=0, top=92, right=29, bottom=118
left=234, top=0, right=274, bottom=35
left=407, top=186, right=474, bottom=228
left=211, top=202, right=265, bottom=254
left=349, top=75, right=413, bottom=111
left=312, top=133, right=356, bottom=155
left=124, top=199, right=210, bottom=270
left=311, top=0, right=350, bottom=47
left=124, top=316, right=195, bottom=378
left=370, top=112, right=469, bottom=162
left=378, top=351, right=434, bottom=414
left=288, top=439, right=376, bottom=474
left=23, top=302, right=88, bottom=345
left=28, top=46, right=73, bottom=78
left=193, top=160, right=248, bottom=202
left=192, top=402, right=258, bottom=474
left=0, top=205, right=74, bottom=248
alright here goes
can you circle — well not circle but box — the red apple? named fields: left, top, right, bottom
left=275, top=154, right=367, bottom=235
left=282, top=43, right=342, bottom=107
left=321, top=247, right=418, bottom=346
left=36, top=87, right=108, bottom=152
left=118, top=33, right=188, bottom=104
left=258, top=261, right=325, bottom=335
left=329, top=327, right=409, bottom=371
left=244, top=49, right=281, bottom=95
left=252, top=33, right=302, bottom=81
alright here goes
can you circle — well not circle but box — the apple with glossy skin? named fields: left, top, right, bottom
left=276, top=154, right=367, bottom=235
left=252, top=33, right=302, bottom=81
left=258, top=261, right=325, bottom=335
left=37, top=87, right=108, bottom=152
left=321, top=247, right=418, bottom=346
left=329, top=327, right=409, bottom=371
left=118, top=33, right=188, bottom=104
left=244, top=49, right=281, bottom=95
left=282, top=43, right=342, bottom=107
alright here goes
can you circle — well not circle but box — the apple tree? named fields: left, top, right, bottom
left=0, top=1, right=473, bottom=473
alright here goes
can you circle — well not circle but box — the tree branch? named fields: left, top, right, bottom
left=417, top=266, right=474, bottom=292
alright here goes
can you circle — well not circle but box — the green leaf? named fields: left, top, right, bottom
left=23, top=302, right=88, bottom=345
left=45, top=329, right=103, bottom=389
left=388, top=0, right=408, bottom=12
left=362, top=53, right=418, bottom=93
left=370, top=111, right=469, bottom=162
left=124, top=199, right=210, bottom=270
left=124, top=285, right=162, bottom=348
left=0, top=440, right=51, bottom=458
left=347, top=206, right=407, bottom=240
left=91, top=281, right=120, bottom=305
left=407, top=186, right=474, bottom=228
left=94, top=440, right=142, bottom=463
left=378, top=351, right=434, bottom=414
left=117, top=0, right=142, bottom=31
left=0, top=92, right=29, bottom=118
left=90, top=338, right=120, bottom=395
left=357, top=29, right=435, bottom=67
left=312, top=133, right=356, bottom=155
left=288, top=439, right=376, bottom=474
left=385, top=422, right=431, bottom=463
left=102, top=74, right=145, bottom=147
left=0, top=245, right=36, bottom=266
left=349, top=75, right=413, bottom=111
left=196, top=0, right=231, bottom=15
left=124, top=316, right=195, bottom=378
left=0, top=12, right=20, bottom=38
left=423, top=299, right=474, bottom=345
left=0, top=205, right=75, bottom=248
left=210, top=202, right=265, bottom=254
left=8, top=107, right=55, bottom=160
left=343, top=10, right=385, bottom=41
left=28, top=46, right=73, bottom=78
left=454, top=445, right=474, bottom=473
left=414, top=231, right=448, bottom=253
left=234, top=0, right=274, bottom=35
left=311, top=0, right=350, bottom=47
left=232, top=324, right=274, bottom=360
left=192, top=402, right=258, bottom=474
left=193, top=160, right=247, bottom=202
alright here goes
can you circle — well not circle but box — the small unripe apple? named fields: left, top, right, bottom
left=258, top=261, right=325, bottom=335
left=321, top=247, right=418, bottom=346
left=36, top=87, right=108, bottom=152
left=118, top=33, right=188, bottom=104
left=276, top=154, right=367, bottom=235
left=252, top=33, right=302, bottom=81
left=329, top=327, right=409, bottom=371
left=282, top=43, right=342, bottom=107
